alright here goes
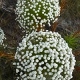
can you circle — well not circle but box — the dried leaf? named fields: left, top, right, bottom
left=0, top=51, right=14, bottom=60
left=73, top=50, right=80, bottom=56
left=51, top=21, right=58, bottom=32
left=72, top=30, right=80, bottom=37
left=75, top=66, right=80, bottom=71
left=60, top=0, right=67, bottom=12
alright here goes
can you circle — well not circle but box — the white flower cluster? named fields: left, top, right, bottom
left=14, top=31, right=76, bottom=80
left=16, top=0, right=60, bottom=31
left=0, top=28, right=5, bottom=45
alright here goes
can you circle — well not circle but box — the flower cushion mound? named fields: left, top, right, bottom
left=16, top=0, right=60, bottom=30
left=0, top=28, right=5, bottom=45
left=14, top=31, right=76, bottom=80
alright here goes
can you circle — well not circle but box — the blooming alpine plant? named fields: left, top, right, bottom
left=16, top=0, right=60, bottom=32
left=14, top=31, right=76, bottom=80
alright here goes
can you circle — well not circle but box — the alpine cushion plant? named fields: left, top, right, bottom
left=16, top=0, right=60, bottom=32
left=14, top=31, right=76, bottom=80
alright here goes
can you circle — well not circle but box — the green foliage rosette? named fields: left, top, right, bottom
left=16, top=0, right=60, bottom=32
left=14, top=31, right=75, bottom=80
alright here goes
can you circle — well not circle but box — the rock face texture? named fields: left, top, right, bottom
left=0, top=0, right=16, bottom=12
left=0, top=0, right=25, bottom=53
left=0, top=1, right=25, bottom=80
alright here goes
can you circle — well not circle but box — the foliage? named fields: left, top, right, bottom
left=64, top=31, right=80, bottom=50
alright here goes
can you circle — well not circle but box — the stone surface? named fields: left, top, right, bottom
left=0, top=0, right=16, bottom=13
left=0, top=0, right=25, bottom=53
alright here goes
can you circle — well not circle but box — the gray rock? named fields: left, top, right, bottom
left=0, top=0, right=17, bottom=13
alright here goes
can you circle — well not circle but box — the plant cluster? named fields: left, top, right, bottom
left=14, top=31, right=76, bottom=80
left=13, top=0, right=76, bottom=80
left=16, top=0, right=60, bottom=32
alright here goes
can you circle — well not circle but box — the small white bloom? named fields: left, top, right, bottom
left=16, top=69, right=19, bottom=73
left=14, top=31, right=75, bottom=80
left=0, top=28, right=5, bottom=45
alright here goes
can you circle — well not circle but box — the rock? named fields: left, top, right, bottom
left=0, top=0, right=25, bottom=53
left=0, top=58, right=15, bottom=80
left=55, top=17, right=80, bottom=37
left=0, top=0, right=17, bottom=13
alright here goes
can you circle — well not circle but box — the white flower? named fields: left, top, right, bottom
left=0, top=28, right=5, bottom=45
left=16, top=0, right=60, bottom=31
left=16, top=69, right=19, bottom=73
left=14, top=31, right=76, bottom=80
